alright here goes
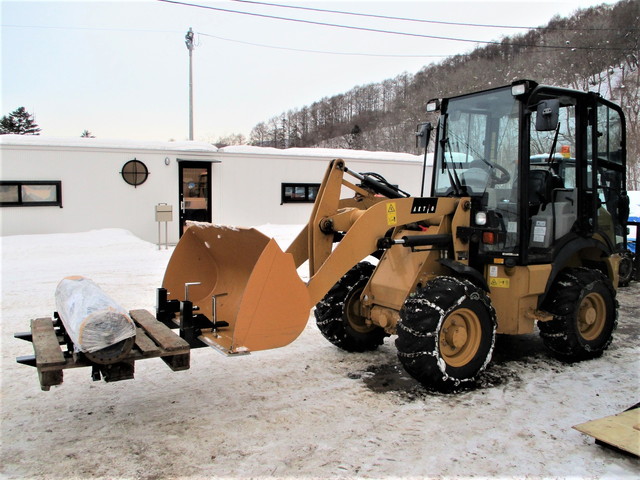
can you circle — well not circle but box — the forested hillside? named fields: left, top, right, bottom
left=248, top=0, right=639, bottom=188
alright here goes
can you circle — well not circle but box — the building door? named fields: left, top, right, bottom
left=179, top=161, right=212, bottom=235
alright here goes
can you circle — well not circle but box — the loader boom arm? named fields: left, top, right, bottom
left=287, top=159, right=466, bottom=306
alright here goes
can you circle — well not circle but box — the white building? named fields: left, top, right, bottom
left=0, top=135, right=430, bottom=245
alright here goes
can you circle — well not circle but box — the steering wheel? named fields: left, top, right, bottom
left=468, top=159, right=511, bottom=185
left=486, top=161, right=511, bottom=185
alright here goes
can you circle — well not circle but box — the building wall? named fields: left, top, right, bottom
left=211, top=150, right=429, bottom=227
left=1, top=137, right=430, bottom=243
left=0, top=138, right=216, bottom=244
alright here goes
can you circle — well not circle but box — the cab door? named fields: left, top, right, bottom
left=592, top=100, right=627, bottom=250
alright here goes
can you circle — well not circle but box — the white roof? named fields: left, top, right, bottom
left=220, top=145, right=424, bottom=163
left=0, top=134, right=217, bottom=153
left=0, top=135, right=424, bottom=163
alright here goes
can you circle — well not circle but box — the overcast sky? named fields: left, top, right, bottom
left=1, top=0, right=615, bottom=142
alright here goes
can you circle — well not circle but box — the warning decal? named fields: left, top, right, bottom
left=386, top=202, right=397, bottom=225
left=489, top=278, right=510, bottom=288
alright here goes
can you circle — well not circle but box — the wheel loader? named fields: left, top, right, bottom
left=17, top=80, right=629, bottom=392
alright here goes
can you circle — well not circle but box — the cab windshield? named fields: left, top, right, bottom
left=434, top=86, right=520, bottom=254
left=434, top=87, right=519, bottom=198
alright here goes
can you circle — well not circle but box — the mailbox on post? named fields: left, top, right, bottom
left=155, top=203, right=173, bottom=249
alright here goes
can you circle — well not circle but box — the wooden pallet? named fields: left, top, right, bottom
left=16, top=309, right=190, bottom=391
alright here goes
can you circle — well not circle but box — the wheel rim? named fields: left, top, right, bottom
left=577, top=292, right=606, bottom=341
left=345, top=287, right=375, bottom=334
left=439, top=308, right=482, bottom=367
left=619, top=257, right=632, bottom=279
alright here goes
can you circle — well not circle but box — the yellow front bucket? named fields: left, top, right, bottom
left=162, top=224, right=310, bottom=354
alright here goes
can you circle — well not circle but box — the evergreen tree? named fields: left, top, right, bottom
left=81, top=130, right=95, bottom=138
left=0, top=107, right=41, bottom=135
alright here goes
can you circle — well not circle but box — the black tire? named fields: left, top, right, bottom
left=314, top=262, right=387, bottom=352
left=539, top=267, right=617, bottom=362
left=396, top=276, right=496, bottom=392
left=618, top=251, right=634, bottom=287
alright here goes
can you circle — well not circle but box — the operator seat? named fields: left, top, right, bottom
left=528, top=169, right=564, bottom=213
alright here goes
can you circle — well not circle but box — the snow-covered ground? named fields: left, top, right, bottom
left=1, top=227, right=638, bottom=479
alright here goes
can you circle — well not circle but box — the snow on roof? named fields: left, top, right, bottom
left=1, top=135, right=424, bottom=163
left=220, top=145, right=424, bottom=163
left=0, top=134, right=218, bottom=153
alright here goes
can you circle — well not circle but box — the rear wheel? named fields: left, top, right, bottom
left=539, top=267, right=617, bottom=361
left=314, top=262, right=387, bottom=352
left=618, top=251, right=634, bottom=287
left=396, top=276, right=496, bottom=392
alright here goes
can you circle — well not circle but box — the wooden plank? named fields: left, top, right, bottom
left=31, top=317, right=66, bottom=368
left=130, top=309, right=189, bottom=352
left=574, top=408, right=640, bottom=457
left=134, top=327, right=161, bottom=355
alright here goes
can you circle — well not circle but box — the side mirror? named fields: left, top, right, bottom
left=536, top=99, right=560, bottom=131
left=415, top=122, right=433, bottom=149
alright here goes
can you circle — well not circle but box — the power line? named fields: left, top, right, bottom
left=1, top=22, right=457, bottom=58
left=228, top=0, right=627, bottom=31
left=196, top=31, right=452, bottom=58
left=156, top=0, right=502, bottom=46
left=156, top=0, right=630, bottom=51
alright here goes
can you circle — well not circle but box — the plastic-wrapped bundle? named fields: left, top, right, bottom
left=55, top=276, right=136, bottom=361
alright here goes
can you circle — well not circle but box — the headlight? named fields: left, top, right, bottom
left=426, top=99, right=440, bottom=112
left=475, top=211, right=487, bottom=226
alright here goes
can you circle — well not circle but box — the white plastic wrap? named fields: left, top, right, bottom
left=55, top=276, right=136, bottom=353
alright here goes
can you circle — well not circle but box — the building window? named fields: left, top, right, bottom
left=120, top=159, right=149, bottom=187
left=0, top=181, right=62, bottom=207
left=281, top=183, right=320, bottom=204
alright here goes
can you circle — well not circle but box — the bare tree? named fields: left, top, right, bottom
left=247, top=0, right=638, bottom=159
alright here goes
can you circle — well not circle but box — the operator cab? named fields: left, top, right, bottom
left=428, top=80, right=628, bottom=268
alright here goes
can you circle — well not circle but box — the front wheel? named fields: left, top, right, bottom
left=314, top=262, right=387, bottom=352
left=539, top=267, right=617, bottom=361
left=396, top=276, right=496, bottom=392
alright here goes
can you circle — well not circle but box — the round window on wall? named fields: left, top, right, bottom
left=120, top=159, right=149, bottom=187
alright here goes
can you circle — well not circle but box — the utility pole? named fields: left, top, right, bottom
left=185, top=27, right=194, bottom=141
